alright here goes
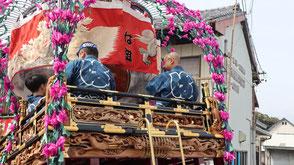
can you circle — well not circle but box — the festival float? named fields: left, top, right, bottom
left=0, top=0, right=235, bottom=164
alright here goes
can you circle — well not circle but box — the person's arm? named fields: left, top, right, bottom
left=109, top=71, right=116, bottom=91
left=108, top=71, right=117, bottom=101
left=192, top=79, right=199, bottom=101
left=145, top=74, right=166, bottom=96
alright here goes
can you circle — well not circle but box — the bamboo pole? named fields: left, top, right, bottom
left=226, top=0, right=238, bottom=112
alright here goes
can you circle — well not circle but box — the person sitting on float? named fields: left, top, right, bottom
left=65, top=42, right=116, bottom=99
left=146, top=52, right=199, bottom=107
left=25, top=74, right=48, bottom=113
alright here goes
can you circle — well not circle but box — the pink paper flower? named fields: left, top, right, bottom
left=14, top=114, right=20, bottom=122
left=219, top=111, right=230, bottom=120
left=212, top=55, right=224, bottom=68
left=47, top=143, right=58, bottom=155
left=53, top=58, right=67, bottom=74
left=204, top=54, right=213, bottom=63
left=224, top=151, right=235, bottom=163
left=9, top=104, right=15, bottom=113
left=164, top=36, right=169, bottom=42
left=5, top=141, right=12, bottom=153
left=41, top=143, right=58, bottom=157
left=182, top=34, right=188, bottom=38
left=56, top=136, right=66, bottom=151
left=57, top=109, right=68, bottom=123
left=0, top=107, right=3, bottom=114
left=50, top=81, right=68, bottom=99
left=223, top=129, right=233, bottom=141
left=49, top=110, right=59, bottom=127
left=161, top=41, right=167, bottom=48
left=41, top=144, right=50, bottom=157
left=9, top=123, right=16, bottom=132
left=43, top=114, right=49, bottom=127
left=211, top=72, right=225, bottom=84
left=170, top=48, right=175, bottom=52
left=3, top=76, right=11, bottom=92
left=2, top=47, right=9, bottom=54
left=214, top=91, right=226, bottom=101
left=0, top=57, right=8, bottom=72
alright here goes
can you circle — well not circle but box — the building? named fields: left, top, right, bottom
left=256, top=120, right=271, bottom=165
left=263, top=118, right=294, bottom=165
left=156, top=5, right=261, bottom=165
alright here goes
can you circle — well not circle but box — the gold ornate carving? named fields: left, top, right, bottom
left=22, top=125, right=34, bottom=144
left=9, top=141, right=46, bottom=165
left=67, top=132, right=224, bottom=158
left=152, top=113, right=205, bottom=129
left=208, top=97, right=223, bottom=134
left=36, top=114, right=45, bottom=132
left=72, top=105, right=142, bottom=125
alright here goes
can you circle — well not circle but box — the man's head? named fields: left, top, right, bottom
left=163, top=52, right=181, bottom=71
left=76, top=42, right=99, bottom=59
left=25, top=74, right=48, bottom=96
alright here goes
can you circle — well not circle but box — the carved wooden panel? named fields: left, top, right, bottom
left=208, top=97, right=223, bottom=134
left=9, top=140, right=46, bottom=165
left=37, top=114, right=45, bottom=132
left=67, top=132, right=224, bottom=158
left=22, top=125, right=34, bottom=144
left=152, top=113, right=205, bottom=129
left=72, top=105, right=143, bottom=125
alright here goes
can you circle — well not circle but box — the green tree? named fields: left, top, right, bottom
left=255, top=111, right=279, bottom=129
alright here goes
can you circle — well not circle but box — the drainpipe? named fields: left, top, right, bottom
left=246, top=118, right=256, bottom=165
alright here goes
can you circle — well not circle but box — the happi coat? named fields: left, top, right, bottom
left=66, top=55, right=116, bottom=98
left=146, top=66, right=199, bottom=106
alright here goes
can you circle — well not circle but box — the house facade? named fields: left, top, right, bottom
left=263, top=118, right=294, bottom=165
left=157, top=5, right=261, bottom=165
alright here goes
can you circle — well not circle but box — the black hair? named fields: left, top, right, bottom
left=25, top=74, right=48, bottom=93
left=81, top=42, right=99, bottom=58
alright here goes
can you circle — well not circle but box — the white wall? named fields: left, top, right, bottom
left=222, top=23, right=253, bottom=164
left=270, top=150, right=294, bottom=165
left=270, top=121, right=294, bottom=134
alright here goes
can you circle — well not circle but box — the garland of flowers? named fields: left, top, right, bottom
left=36, top=0, right=96, bottom=164
left=0, top=41, right=20, bottom=165
left=141, top=0, right=235, bottom=164
left=0, top=0, right=22, bottom=164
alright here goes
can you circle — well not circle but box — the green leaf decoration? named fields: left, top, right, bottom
left=53, top=129, right=59, bottom=140
left=228, top=143, right=234, bottom=152
left=41, top=133, right=48, bottom=146
left=62, top=126, right=70, bottom=136
left=57, top=46, right=63, bottom=54
left=58, top=151, right=64, bottom=163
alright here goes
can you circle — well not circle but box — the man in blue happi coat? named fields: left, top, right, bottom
left=25, top=74, right=48, bottom=113
left=66, top=42, right=116, bottom=99
left=146, top=52, right=199, bottom=107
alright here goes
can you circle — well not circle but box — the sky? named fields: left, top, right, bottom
left=176, top=0, right=294, bottom=123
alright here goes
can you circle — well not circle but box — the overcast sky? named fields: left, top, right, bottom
left=177, top=0, right=294, bottom=123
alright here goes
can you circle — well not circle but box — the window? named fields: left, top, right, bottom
left=180, top=57, right=201, bottom=77
left=233, top=151, right=247, bottom=165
